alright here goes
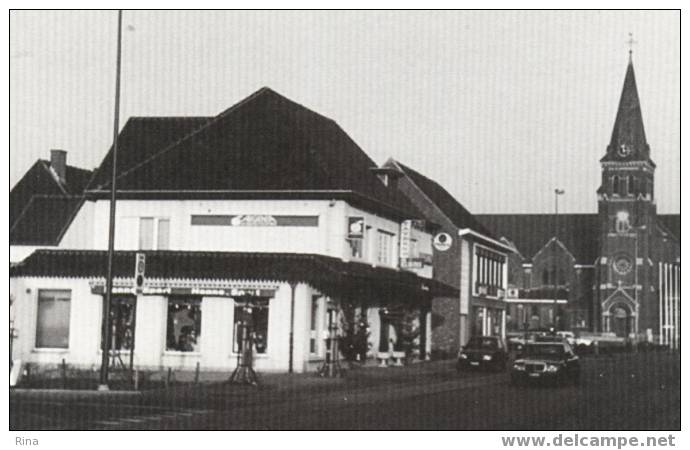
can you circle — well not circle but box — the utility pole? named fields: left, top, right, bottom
left=98, top=10, right=123, bottom=391
left=553, top=188, right=565, bottom=331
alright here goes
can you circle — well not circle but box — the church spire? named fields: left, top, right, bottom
left=601, top=52, right=653, bottom=165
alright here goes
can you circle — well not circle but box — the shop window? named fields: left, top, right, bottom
left=377, top=230, right=394, bottom=265
left=102, top=296, right=136, bottom=351
left=233, top=297, right=270, bottom=354
left=310, top=296, right=319, bottom=354
left=35, top=290, right=71, bottom=349
left=166, top=297, right=202, bottom=352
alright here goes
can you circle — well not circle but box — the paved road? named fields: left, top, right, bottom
left=10, top=351, right=679, bottom=430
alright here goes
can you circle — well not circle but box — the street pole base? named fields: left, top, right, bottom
left=229, top=365, right=258, bottom=386
left=97, top=384, right=110, bottom=391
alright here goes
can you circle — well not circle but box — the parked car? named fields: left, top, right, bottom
left=510, top=341, right=580, bottom=386
left=457, top=336, right=508, bottom=372
left=556, top=331, right=576, bottom=346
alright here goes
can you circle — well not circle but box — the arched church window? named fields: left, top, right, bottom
left=621, top=176, right=628, bottom=196
left=615, top=210, right=631, bottom=233
left=628, top=176, right=636, bottom=196
left=612, top=176, right=620, bottom=196
left=557, top=269, right=566, bottom=286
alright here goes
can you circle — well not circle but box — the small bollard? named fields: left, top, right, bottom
left=61, top=359, right=67, bottom=389
left=194, top=362, right=200, bottom=384
left=133, top=368, right=139, bottom=391
left=166, top=367, right=172, bottom=388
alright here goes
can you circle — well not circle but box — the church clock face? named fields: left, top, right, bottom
left=618, top=143, right=632, bottom=158
left=613, top=255, right=633, bottom=275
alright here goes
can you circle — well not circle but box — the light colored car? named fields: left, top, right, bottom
left=556, top=331, right=576, bottom=346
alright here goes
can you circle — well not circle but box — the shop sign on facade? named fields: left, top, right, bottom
left=400, top=219, right=426, bottom=268
left=347, top=217, right=365, bottom=239
left=433, top=232, right=453, bottom=251
left=231, top=215, right=278, bottom=227
left=91, top=283, right=276, bottom=298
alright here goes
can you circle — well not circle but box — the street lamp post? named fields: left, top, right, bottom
left=98, top=10, right=124, bottom=391
left=553, top=188, right=565, bottom=331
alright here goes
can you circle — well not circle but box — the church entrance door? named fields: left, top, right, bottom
left=610, top=305, right=630, bottom=338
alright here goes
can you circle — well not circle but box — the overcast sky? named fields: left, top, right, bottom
left=9, top=10, right=679, bottom=213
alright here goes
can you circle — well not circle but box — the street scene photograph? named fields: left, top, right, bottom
left=8, top=9, right=680, bottom=436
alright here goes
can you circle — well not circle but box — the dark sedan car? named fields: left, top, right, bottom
left=510, top=341, right=580, bottom=386
left=457, top=336, right=508, bottom=372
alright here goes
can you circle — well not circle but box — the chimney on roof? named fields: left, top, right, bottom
left=50, top=149, right=67, bottom=182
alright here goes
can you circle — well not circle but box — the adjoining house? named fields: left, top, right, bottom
left=10, top=150, right=93, bottom=263
left=9, top=88, right=457, bottom=374
left=477, top=58, right=680, bottom=347
left=384, top=160, right=514, bottom=358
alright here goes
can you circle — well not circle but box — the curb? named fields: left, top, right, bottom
left=10, top=388, right=143, bottom=399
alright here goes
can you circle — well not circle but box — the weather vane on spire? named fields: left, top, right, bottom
left=627, top=32, right=637, bottom=61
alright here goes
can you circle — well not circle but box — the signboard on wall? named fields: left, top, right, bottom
left=91, top=284, right=276, bottom=298
left=230, top=215, right=278, bottom=227
left=400, top=219, right=426, bottom=268
left=347, top=217, right=365, bottom=239
left=433, top=232, right=453, bottom=251
left=135, top=253, right=146, bottom=294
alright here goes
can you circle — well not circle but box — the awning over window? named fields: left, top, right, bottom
left=10, top=250, right=457, bottom=305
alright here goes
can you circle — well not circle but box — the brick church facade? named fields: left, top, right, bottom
left=478, top=57, right=680, bottom=345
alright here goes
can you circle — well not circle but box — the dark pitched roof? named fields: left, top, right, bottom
left=10, top=196, right=84, bottom=245
left=476, top=214, right=600, bottom=264
left=86, top=88, right=422, bottom=220
left=9, top=250, right=458, bottom=300
left=87, top=116, right=212, bottom=190
left=601, top=60, right=653, bottom=165
left=658, top=214, right=680, bottom=241
left=390, top=160, right=495, bottom=238
left=10, top=159, right=93, bottom=245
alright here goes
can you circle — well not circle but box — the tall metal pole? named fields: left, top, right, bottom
left=553, top=189, right=564, bottom=330
left=98, top=10, right=123, bottom=391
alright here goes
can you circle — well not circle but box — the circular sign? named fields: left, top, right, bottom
left=433, top=232, right=453, bottom=251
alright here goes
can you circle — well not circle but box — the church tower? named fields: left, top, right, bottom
left=596, top=53, right=657, bottom=339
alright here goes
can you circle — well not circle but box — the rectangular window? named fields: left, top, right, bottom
left=139, top=217, right=170, bottom=250
left=36, top=290, right=71, bottom=349
left=377, top=230, right=393, bottom=265
left=310, top=296, right=319, bottom=354
left=349, top=238, right=364, bottom=259
left=157, top=218, right=170, bottom=250
left=474, top=247, right=506, bottom=296
left=139, top=217, right=154, bottom=250
left=166, top=297, right=202, bottom=352
left=233, top=297, right=270, bottom=354
left=101, top=296, right=136, bottom=351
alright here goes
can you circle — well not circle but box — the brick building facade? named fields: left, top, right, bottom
left=478, top=58, right=680, bottom=345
